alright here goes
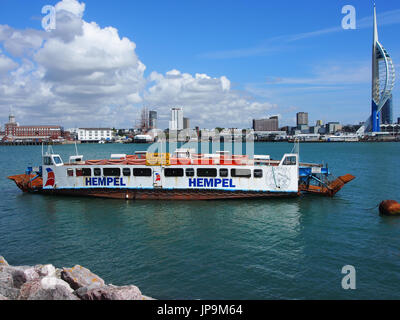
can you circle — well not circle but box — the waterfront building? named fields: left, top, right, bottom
left=183, top=117, right=190, bottom=130
left=398, top=117, right=400, bottom=124
left=4, top=112, right=62, bottom=140
left=326, top=122, right=342, bottom=134
left=296, top=112, right=308, bottom=127
left=255, top=131, right=287, bottom=141
left=316, top=120, right=323, bottom=127
left=294, top=133, right=320, bottom=142
left=169, top=108, right=184, bottom=131
left=149, top=111, right=157, bottom=129
left=252, top=116, right=279, bottom=131
left=381, top=94, right=393, bottom=124
left=309, top=126, right=320, bottom=134
left=77, top=128, right=113, bottom=143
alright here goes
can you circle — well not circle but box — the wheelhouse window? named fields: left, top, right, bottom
left=75, top=168, right=83, bottom=177
left=133, top=168, right=152, bottom=177
left=231, top=169, right=251, bottom=178
left=254, top=169, right=263, bottom=178
left=43, top=157, right=52, bottom=165
left=103, top=168, right=121, bottom=176
left=283, top=156, right=297, bottom=166
left=197, top=168, right=217, bottom=177
left=67, top=169, right=74, bottom=177
left=82, top=168, right=92, bottom=176
left=53, top=156, right=62, bottom=165
left=219, top=168, right=229, bottom=177
left=164, top=168, right=184, bottom=177
left=186, top=168, right=195, bottom=177
left=123, top=168, right=131, bottom=176
left=94, top=168, right=101, bottom=176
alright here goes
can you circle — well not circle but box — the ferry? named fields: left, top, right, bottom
left=8, top=147, right=354, bottom=200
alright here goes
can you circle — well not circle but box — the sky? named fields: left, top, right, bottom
left=0, top=0, right=399, bottom=129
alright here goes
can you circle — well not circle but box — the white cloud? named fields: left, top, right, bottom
left=0, top=0, right=147, bottom=128
left=55, top=0, right=86, bottom=18
left=0, top=0, right=276, bottom=129
left=145, top=70, right=276, bottom=128
left=0, top=51, right=18, bottom=74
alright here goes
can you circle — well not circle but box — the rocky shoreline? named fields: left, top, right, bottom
left=0, top=255, right=153, bottom=300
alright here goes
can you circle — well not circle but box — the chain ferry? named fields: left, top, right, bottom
left=8, top=147, right=354, bottom=200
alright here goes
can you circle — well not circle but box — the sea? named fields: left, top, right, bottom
left=1, top=142, right=400, bottom=299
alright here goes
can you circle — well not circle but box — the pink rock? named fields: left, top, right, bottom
left=77, top=285, right=142, bottom=300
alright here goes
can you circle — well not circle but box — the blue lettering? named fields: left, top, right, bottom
left=189, top=178, right=196, bottom=187
left=222, top=179, right=229, bottom=187
left=85, top=177, right=91, bottom=186
left=98, top=178, right=106, bottom=186
left=107, top=177, right=113, bottom=185
left=120, top=178, right=126, bottom=186
left=204, top=179, right=214, bottom=187
left=229, top=179, right=236, bottom=188
left=93, top=178, right=97, bottom=186
left=114, top=177, right=119, bottom=186
left=197, top=178, right=204, bottom=187
left=215, top=179, right=222, bottom=187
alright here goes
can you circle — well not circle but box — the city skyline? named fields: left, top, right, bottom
left=0, top=0, right=399, bottom=129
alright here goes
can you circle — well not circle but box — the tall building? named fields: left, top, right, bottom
left=369, top=5, right=395, bottom=132
left=149, top=111, right=157, bottom=129
left=183, top=117, right=190, bottom=130
left=316, top=120, right=323, bottom=127
left=252, top=116, right=279, bottom=131
left=296, top=112, right=308, bottom=126
left=169, top=108, right=183, bottom=131
left=381, top=94, right=393, bottom=124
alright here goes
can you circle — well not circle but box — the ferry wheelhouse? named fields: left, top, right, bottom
left=8, top=148, right=354, bottom=200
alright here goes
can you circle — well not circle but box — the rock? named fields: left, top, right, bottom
left=11, top=267, right=40, bottom=289
left=18, top=280, right=42, bottom=300
left=76, top=284, right=142, bottom=300
left=379, top=200, right=400, bottom=216
left=0, top=256, right=8, bottom=266
left=0, top=284, right=20, bottom=300
left=35, top=264, right=56, bottom=278
left=28, top=285, right=79, bottom=300
left=55, top=268, right=62, bottom=279
left=61, top=265, right=104, bottom=290
left=40, top=276, right=73, bottom=293
left=19, top=278, right=78, bottom=300
left=0, top=270, right=14, bottom=287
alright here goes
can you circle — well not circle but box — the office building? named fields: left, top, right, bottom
left=183, top=117, right=190, bottom=130
left=149, top=111, right=157, bottom=129
left=169, top=108, right=184, bottom=131
left=296, top=112, right=308, bottom=126
left=252, top=116, right=279, bottom=131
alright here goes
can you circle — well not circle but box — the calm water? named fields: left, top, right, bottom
left=1, top=142, right=400, bottom=299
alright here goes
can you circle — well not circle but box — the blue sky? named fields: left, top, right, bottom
left=0, top=0, right=399, bottom=129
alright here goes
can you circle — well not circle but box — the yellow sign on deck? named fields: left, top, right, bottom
left=146, top=153, right=170, bottom=166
